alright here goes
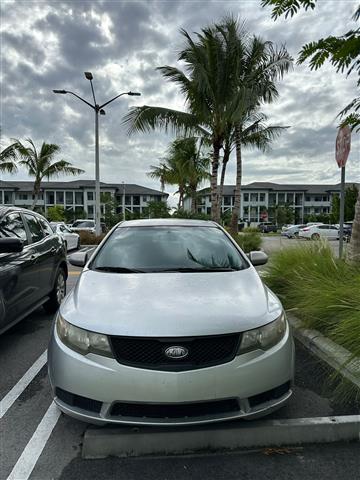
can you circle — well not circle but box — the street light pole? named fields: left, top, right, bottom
left=53, top=75, right=140, bottom=236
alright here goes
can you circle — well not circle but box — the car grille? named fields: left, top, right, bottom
left=110, top=398, right=240, bottom=419
left=109, top=333, right=241, bottom=371
left=56, top=387, right=102, bottom=413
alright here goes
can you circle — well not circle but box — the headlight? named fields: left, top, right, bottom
left=238, top=313, right=287, bottom=354
left=56, top=314, right=113, bottom=358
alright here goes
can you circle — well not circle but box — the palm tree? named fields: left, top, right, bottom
left=148, top=138, right=210, bottom=211
left=211, top=17, right=292, bottom=233
left=0, top=144, right=18, bottom=174
left=348, top=191, right=360, bottom=265
left=8, top=139, right=84, bottom=209
left=123, top=24, right=243, bottom=223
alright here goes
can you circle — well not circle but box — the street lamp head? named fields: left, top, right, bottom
left=84, top=72, right=93, bottom=80
left=100, top=109, right=106, bottom=115
left=53, top=89, right=67, bottom=94
left=127, top=91, right=141, bottom=96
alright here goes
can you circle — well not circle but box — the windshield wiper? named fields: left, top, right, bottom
left=94, top=266, right=145, bottom=273
left=157, top=267, right=240, bottom=272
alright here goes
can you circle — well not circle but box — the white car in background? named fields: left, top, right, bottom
left=298, top=224, right=339, bottom=240
left=281, top=224, right=306, bottom=238
left=51, top=222, right=80, bottom=251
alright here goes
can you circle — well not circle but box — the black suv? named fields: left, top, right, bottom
left=0, top=206, right=68, bottom=334
left=257, top=222, right=278, bottom=233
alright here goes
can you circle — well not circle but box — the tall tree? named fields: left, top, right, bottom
left=148, top=138, right=210, bottom=210
left=7, top=139, right=84, bottom=209
left=0, top=144, right=18, bottom=174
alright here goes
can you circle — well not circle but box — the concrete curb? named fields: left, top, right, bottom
left=82, top=415, right=360, bottom=459
left=287, top=314, right=360, bottom=390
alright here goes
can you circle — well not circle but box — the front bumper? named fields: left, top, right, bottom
left=48, top=325, right=295, bottom=426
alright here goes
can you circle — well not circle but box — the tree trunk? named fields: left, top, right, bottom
left=230, top=125, right=242, bottom=235
left=178, top=186, right=185, bottom=210
left=31, top=180, right=41, bottom=210
left=211, top=142, right=221, bottom=222
left=218, top=146, right=230, bottom=213
left=347, top=188, right=360, bottom=266
left=190, top=183, right=197, bottom=214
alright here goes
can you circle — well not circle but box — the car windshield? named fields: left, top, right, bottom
left=90, top=226, right=248, bottom=273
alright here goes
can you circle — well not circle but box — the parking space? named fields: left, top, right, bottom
left=0, top=259, right=358, bottom=480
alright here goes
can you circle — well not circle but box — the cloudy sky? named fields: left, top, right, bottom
left=1, top=0, right=359, bottom=204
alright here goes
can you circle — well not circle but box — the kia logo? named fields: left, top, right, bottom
left=164, top=346, right=189, bottom=359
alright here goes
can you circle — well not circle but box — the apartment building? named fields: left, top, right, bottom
left=0, top=180, right=168, bottom=218
left=184, top=182, right=358, bottom=224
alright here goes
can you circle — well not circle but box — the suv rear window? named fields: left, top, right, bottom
left=24, top=214, right=45, bottom=243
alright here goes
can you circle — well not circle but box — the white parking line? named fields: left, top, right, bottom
left=0, top=350, right=47, bottom=419
left=6, top=401, right=61, bottom=480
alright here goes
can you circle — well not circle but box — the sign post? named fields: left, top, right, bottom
left=335, top=126, right=351, bottom=258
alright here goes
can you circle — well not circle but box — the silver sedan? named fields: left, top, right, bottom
left=48, top=219, right=294, bottom=426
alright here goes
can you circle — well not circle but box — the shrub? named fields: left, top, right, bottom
left=78, top=231, right=106, bottom=246
left=229, top=229, right=262, bottom=252
left=263, top=241, right=360, bottom=399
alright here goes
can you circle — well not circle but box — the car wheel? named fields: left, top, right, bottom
left=311, top=233, right=320, bottom=240
left=43, top=268, right=66, bottom=314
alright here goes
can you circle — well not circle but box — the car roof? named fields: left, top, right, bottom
left=0, top=205, right=45, bottom=218
left=117, top=218, right=219, bottom=228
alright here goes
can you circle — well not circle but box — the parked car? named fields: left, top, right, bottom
left=281, top=224, right=294, bottom=232
left=299, top=224, right=339, bottom=240
left=281, top=224, right=306, bottom=238
left=71, top=219, right=106, bottom=235
left=49, top=219, right=294, bottom=426
left=71, top=219, right=96, bottom=234
left=50, top=222, right=80, bottom=251
left=0, top=206, right=67, bottom=334
left=257, top=222, right=278, bottom=233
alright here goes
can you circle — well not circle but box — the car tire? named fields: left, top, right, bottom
left=311, top=233, right=320, bottom=240
left=43, top=268, right=66, bottom=314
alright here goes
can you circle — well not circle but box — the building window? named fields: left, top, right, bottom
left=87, top=191, right=94, bottom=201
left=295, top=194, right=303, bottom=205
left=278, top=193, right=285, bottom=204
left=56, top=191, right=64, bottom=203
left=250, top=193, right=258, bottom=202
left=243, top=206, right=249, bottom=216
left=206, top=207, right=211, bottom=215
left=125, top=195, right=131, bottom=205
left=133, top=196, right=140, bottom=205
left=269, top=193, right=276, bottom=205
left=286, top=193, right=294, bottom=204
left=75, top=192, right=83, bottom=205
left=224, top=196, right=231, bottom=206
left=243, top=193, right=249, bottom=202
left=142, top=196, right=147, bottom=202
left=87, top=205, right=94, bottom=216
left=259, top=193, right=265, bottom=202
left=66, top=192, right=73, bottom=205
left=46, top=192, right=55, bottom=204
left=323, top=195, right=329, bottom=202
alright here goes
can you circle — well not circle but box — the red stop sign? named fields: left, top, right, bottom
left=336, top=126, right=351, bottom=168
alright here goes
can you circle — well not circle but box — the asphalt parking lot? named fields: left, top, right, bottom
left=0, top=252, right=359, bottom=480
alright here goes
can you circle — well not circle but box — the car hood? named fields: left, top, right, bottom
left=61, top=268, right=283, bottom=337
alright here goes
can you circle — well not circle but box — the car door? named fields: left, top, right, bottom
left=22, top=213, right=57, bottom=301
left=0, top=212, right=36, bottom=329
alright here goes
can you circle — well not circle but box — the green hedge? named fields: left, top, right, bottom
left=263, top=241, right=360, bottom=400
left=229, top=229, right=262, bottom=253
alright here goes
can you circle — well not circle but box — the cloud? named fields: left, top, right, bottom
left=1, top=0, right=359, bottom=196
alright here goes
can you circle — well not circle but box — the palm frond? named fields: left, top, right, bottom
left=122, top=105, right=208, bottom=137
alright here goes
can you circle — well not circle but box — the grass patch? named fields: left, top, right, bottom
left=263, top=241, right=360, bottom=401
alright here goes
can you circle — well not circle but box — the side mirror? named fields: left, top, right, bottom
left=248, top=251, right=268, bottom=266
left=69, top=251, right=88, bottom=267
left=0, top=238, right=24, bottom=253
